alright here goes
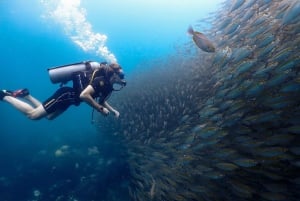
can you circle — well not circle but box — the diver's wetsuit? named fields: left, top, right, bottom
left=42, top=87, right=79, bottom=114
left=42, top=70, right=113, bottom=114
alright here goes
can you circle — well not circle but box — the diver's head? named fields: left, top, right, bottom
left=107, top=63, right=126, bottom=90
left=100, top=61, right=108, bottom=67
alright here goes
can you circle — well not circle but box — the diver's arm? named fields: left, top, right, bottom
left=80, top=85, right=109, bottom=115
left=103, top=101, right=120, bottom=118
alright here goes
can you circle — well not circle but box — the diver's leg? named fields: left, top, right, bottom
left=3, top=96, right=35, bottom=114
left=2, top=96, right=47, bottom=120
left=27, top=105, right=48, bottom=120
left=24, top=95, right=43, bottom=107
left=1, top=89, right=42, bottom=107
left=11, top=89, right=42, bottom=107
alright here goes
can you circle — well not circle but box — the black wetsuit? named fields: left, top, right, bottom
left=42, top=70, right=113, bottom=114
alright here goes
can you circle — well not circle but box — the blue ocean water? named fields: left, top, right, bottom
left=0, top=0, right=222, bottom=200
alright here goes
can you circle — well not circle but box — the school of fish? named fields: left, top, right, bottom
left=97, top=0, right=300, bottom=200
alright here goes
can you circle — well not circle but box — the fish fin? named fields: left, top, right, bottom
left=187, top=26, right=194, bottom=35
left=195, top=31, right=204, bottom=37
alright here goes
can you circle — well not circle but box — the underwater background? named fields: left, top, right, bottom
left=1, top=0, right=300, bottom=201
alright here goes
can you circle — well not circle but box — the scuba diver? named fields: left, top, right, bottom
left=0, top=61, right=126, bottom=120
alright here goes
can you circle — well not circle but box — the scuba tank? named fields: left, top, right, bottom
left=47, top=61, right=101, bottom=84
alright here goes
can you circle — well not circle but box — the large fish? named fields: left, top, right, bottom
left=188, top=26, right=216, bottom=53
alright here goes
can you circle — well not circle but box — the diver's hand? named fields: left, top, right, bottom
left=112, top=110, right=120, bottom=118
left=99, top=107, right=110, bottom=116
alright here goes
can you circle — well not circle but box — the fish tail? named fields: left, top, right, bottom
left=187, top=25, right=194, bottom=35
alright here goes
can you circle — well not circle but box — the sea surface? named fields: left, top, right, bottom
left=0, top=0, right=300, bottom=201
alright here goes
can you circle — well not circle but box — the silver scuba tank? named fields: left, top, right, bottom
left=47, top=61, right=100, bottom=84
